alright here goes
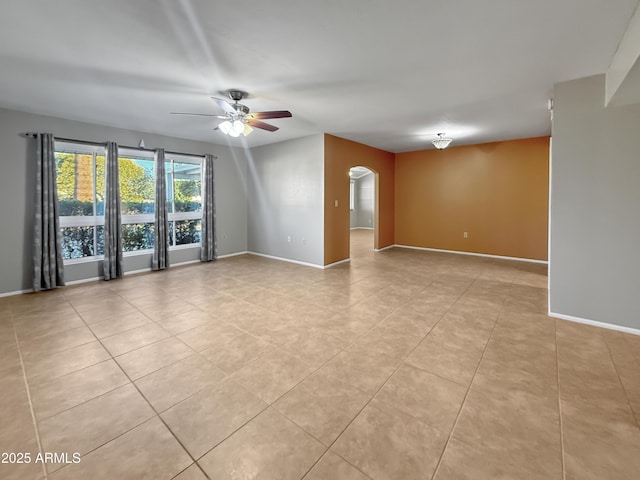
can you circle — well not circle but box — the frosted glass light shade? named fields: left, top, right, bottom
left=218, top=120, right=232, bottom=134
left=219, top=119, right=252, bottom=137
left=432, top=133, right=452, bottom=150
left=231, top=120, right=244, bottom=135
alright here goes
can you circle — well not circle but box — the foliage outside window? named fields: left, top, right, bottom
left=55, top=142, right=204, bottom=262
left=118, top=152, right=156, bottom=252
left=166, top=159, right=202, bottom=246
left=55, top=143, right=105, bottom=260
left=118, top=151, right=203, bottom=251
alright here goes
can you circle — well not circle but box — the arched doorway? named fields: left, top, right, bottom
left=349, top=166, right=376, bottom=258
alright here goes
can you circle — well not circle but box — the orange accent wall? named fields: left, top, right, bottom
left=394, top=137, right=549, bottom=261
left=324, top=134, right=395, bottom=265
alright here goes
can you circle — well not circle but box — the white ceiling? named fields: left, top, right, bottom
left=0, top=0, right=637, bottom=152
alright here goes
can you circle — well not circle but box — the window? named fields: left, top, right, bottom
left=350, top=180, right=355, bottom=211
left=166, top=157, right=203, bottom=247
left=118, top=149, right=156, bottom=253
left=55, top=143, right=203, bottom=261
left=118, top=149, right=203, bottom=252
left=55, top=142, right=105, bottom=260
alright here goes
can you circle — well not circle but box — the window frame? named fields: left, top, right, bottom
left=55, top=141, right=106, bottom=264
left=54, top=143, right=205, bottom=262
left=349, top=179, right=355, bottom=211
left=166, top=154, right=204, bottom=249
left=118, top=148, right=157, bottom=256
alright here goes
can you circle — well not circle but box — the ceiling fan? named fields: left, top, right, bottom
left=170, top=90, right=292, bottom=137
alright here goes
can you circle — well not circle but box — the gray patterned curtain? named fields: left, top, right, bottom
left=33, top=133, right=65, bottom=291
left=152, top=148, right=170, bottom=270
left=200, top=154, right=217, bottom=262
left=103, top=141, right=123, bottom=280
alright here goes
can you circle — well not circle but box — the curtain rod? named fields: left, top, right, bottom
left=22, top=133, right=217, bottom=159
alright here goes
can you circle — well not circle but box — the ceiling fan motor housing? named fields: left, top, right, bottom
left=233, top=104, right=250, bottom=115
left=227, top=89, right=248, bottom=102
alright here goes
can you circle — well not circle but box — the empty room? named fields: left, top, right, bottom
left=1, top=1, right=640, bottom=479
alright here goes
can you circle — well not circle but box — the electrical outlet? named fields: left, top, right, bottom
left=287, top=236, right=291, bottom=243
left=464, top=232, right=468, bottom=238
left=335, top=200, right=339, bottom=207
left=302, top=238, right=307, bottom=245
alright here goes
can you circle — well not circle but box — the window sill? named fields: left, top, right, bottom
left=63, top=255, right=104, bottom=265
left=170, top=243, right=201, bottom=251
left=62, top=244, right=201, bottom=264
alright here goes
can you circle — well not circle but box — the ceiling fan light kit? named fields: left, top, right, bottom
left=432, top=133, right=453, bottom=150
left=171, top=89, right=292, bottom=138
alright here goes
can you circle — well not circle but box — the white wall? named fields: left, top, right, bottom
left=247, top=135, right=324, bottom=266
left=550, top=75, right=640, bottom=330
left=0, top=108, right=247, bottom=294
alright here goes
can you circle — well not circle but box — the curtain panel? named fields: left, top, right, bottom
left=200, top=154, right=217, bottom=262
left=103, top=141, right=123, bottom=280
left=32, top=133, right=65, bottom=291
left=152, top=148, right=170, bottom=270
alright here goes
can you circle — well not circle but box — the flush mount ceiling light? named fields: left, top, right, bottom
left=432, top=133, right=453, bottom=150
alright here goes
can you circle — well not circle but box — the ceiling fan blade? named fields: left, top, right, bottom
left=243, top=124, right=254, bottom=136
left=170, top=112, right=223, bottom=117
left=246, top=119, right=279, bottom=132
left=248, top=110, right=293, bottom=120
left=211, top=97, right=236, bottom=114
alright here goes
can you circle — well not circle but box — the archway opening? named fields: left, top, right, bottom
left=349, top=166, right=376, bottom=258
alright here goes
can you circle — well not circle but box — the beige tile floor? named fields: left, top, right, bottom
left=1, top=229, right=640, bottom=479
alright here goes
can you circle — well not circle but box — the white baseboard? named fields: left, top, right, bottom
left=170, top=259, right=202, bottom=268
left=374, top=244, right=394, bottom=252
left=66, top=277, right=102, bottom=286
left=0, top=288, right=32, bottom=298
left=217, top=251, right=249, bottom=259
left=325, top=258, right=351, bottom=268
left=394, top=244, right=548, bottom=264
left=549, top=311, right=640, bottom=336
left=247, top=251, right=324, bottom=269
left=63, top=259, right=208, bottom=286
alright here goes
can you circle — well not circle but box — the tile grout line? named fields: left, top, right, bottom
left=602, top=337, right=640, bottom=431
left=260, top=283, right=439, bottom=480
left=13, top=278, right=399, bottom=480
left=11, top=311, right=48, bottom=480
left=113, top=371, right=214, bottom=480
left=61, top=299, right=213, bottom=479
left=429, top=279, right=506, bottom=480
left=554, top=318, right=567, bottom=480
left=81, top=284, right=340, bottom=478
left=297, top=277, right=476, bottom=480
left=5, top=243, right=555, bottom=479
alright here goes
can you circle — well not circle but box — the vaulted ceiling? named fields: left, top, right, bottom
left=0, top=0, right=637, bottom=152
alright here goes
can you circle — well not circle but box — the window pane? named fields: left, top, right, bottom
left=173, top=162, right=201, bottom=213
left=55, top=153, right=94, bottom=216
left=122, top=223, right=154, bottom=252
left=96, top=225, right=105, bottom=256
left=119, top=157, right=155, bottom=214
left=60, top=226, right=96, bottom=259
left=96, top=155, right=105, bottom=216
left=175, top=220, right=201, bottom=245
left=166, top=161, right=173, bottom=214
